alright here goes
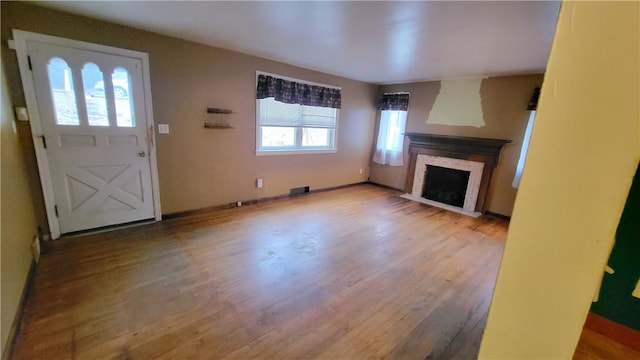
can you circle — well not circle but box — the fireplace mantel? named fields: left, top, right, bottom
left=404, top=133, right=512, bottom=213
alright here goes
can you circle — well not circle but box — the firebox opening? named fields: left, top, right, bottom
left=421, top=165, right=471, bottom=208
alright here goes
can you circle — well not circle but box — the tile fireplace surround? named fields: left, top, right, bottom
left=403, top=133, right=511, bottom=215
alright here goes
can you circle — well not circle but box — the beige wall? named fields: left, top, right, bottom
left=0, top=2, right=378, bottom=215
left=0, top=58, right=39, bottom=354
left=479, top=1, right=639, bottom=358
left=370, top=74, right=543, bottom=216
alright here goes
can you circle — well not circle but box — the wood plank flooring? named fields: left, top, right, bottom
left=573, top=328, right=640, bottom=360
left=12, top=184, right=509, bottom=359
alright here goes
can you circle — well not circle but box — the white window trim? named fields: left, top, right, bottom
left=256, top=149, right=337, bottom=156
left=255, top=71, right=340, bottom=156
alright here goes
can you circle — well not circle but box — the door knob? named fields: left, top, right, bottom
left=138, top=151, right=147, bottom=157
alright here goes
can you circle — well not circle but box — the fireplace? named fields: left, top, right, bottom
left=422, top=165, right=470, bottom=207
left=402, top=133, right=511, bottom=215
left=408, top=153, right=485, bottom=214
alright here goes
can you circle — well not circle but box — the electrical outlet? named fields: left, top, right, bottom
left=257, top=178, right=263, bottom=188
left=359, top=168, right=363, bottom=174
left=158, top=124, right=170, bottom=134
left=236, top=201, right=242, bottom=207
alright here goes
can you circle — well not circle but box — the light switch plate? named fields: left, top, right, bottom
left=15, top=107, right=29, bottom=121
left=158, top=124, right=169, bottom=134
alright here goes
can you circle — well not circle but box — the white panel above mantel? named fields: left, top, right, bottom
left=427, top=78, right=486, bottom=128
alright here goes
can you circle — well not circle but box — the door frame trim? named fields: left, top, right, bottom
left=11, top=29, right=162, bottom=239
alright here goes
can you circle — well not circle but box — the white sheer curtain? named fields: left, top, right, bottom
left=512, top=110, right=536, bottom=188
left=373, top=110, right=407, bottom=166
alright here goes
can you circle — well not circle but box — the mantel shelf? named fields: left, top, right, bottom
left=404, top=133, right=512, bottom=150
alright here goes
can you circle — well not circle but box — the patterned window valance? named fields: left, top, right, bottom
left=256, top=74, right=341, bottom=109
left=527, top=87, right=541, bottom=110
left=377, top=93, right=410, bottom=111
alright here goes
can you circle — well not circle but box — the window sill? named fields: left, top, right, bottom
left=256, top=149, right=337, bottom=156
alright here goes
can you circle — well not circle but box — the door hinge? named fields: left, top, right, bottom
left=27, top=56, right=32, bottom=71
left=54, top=205, right=59, bottom=217
left=40, top=136, right=47, bottom=149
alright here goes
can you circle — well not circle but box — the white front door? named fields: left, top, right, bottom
left=26, top=40, right=156, bottom=235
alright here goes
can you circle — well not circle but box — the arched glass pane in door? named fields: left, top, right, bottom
left=81, top=62, right=109, bottom=126
left=47, top=57, right=79, bottom=125
left=112, top=67, right=135, bottom=127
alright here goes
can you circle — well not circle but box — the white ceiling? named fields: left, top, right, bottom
left=33, top=1, right=561, bottom=84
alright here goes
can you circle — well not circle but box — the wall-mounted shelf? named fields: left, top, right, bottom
left=204, top=123, right=234, bottom=129
left=205, top=107, right=234, bottom=129
left=207, top=107, right=234, bottom=114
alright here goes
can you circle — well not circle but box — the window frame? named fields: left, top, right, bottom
left=372, top=109, right=408, bottom=166
left=378, top=109, right=408, bottom=152
left=512, top=110, right=536, bottom=188
left=255, top=71, right=340, bottom=156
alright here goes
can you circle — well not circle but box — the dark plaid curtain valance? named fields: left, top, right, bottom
left=256, top=74, right=342, bottom=109
left=527, top=87, right=541, bottom=110
left=377, top=93, right=410, bottom=111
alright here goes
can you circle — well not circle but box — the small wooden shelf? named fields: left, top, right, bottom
left=205, top=107, right=234, bottom=129
left=207, top=107, right=234, bottom=114
left=204, top=123, right=234, bottom=129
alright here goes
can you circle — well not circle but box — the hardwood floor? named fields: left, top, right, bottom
left=11, top=184, right=510, bottom=359
left=574, top=328, right=640, bottom=360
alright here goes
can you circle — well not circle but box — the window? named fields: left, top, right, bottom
left=112, top=68, right=135, bottom=127
left=258, top=98, right=336, bottom=151
left=48, top=57, right=79, bottom=125
left=373, top=110, right=407, bottom=166
left=256, top=73, right=340, bottom=155
left=49, top=59, right=136, bottom=128
left=373, top=93, right=410, bottom=166
left=81, top=62, right=109, bottom=126
left=512, top=110, right=536, bottom=188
